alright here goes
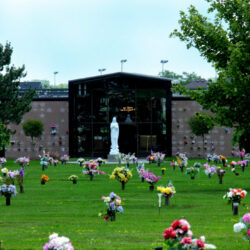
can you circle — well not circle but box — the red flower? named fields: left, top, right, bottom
left=180, top=237, right=192, bottom=245
left=163, top=227, right=176, bottom=240
left=171, top=220, right=181, bottom=229
left=181, top=225, right=188, bottom=232
left=196, top=240, right=205, bottom=249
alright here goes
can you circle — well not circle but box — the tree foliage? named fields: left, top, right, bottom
left=160, top=70, right=202, bottom=85
left=170, top=0, right=250, bottom=150
left=0, top=123, right=11, bottom=150
left=23, top=119, right=44, bottom=141
left=188, top=112, right=214, bottom=138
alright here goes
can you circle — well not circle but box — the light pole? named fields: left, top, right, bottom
left=120, top=59, right=127, bottom=72
left=160, top=60, right=168, bottom=76
left=98, top=68, right=106, bottom=75
left=54, top=71, right=58, bottom=87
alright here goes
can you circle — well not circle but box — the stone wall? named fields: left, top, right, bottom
left=6, top=100, right=69, bottom=159
left=172, top=99, right=234, bottom=157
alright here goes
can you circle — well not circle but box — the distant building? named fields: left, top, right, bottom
left=186, top=78, right=208, bottom=90
left=20, top=81, right=43, bottom=89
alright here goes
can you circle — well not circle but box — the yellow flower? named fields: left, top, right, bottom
left=110, top=175, right=116, bottom=180
left=98, top=212, right=102, bottom=217
left=165, top=187, right=171, bottom=194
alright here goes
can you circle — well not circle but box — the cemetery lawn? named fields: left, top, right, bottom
left=0, top=159, right=249, bottom=250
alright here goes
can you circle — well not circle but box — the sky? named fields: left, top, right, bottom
left=0, top=0, right=216, bottom=85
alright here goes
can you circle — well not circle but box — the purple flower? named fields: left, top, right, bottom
left=110, top=202, right=115, bottom=209
left=109, top=192, right=116, bottom=199
left=20, top=168, right=24, bottom=177
left=242, top=213, right=250, bottom=224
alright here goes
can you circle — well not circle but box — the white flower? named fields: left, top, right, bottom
left=49, top=233, right=59, bottom=240
left=205, top=243, right=216, bottom=249
left=233, top=222, right=246, bottom=232
left=200, top=236, right=205, bottom=242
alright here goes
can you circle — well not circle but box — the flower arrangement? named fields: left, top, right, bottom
left=144, top=171, right=161, bottom=191
left=77, top=158, right=85, bottom=166
left=68, top=175, right=78, bottom=184
left=82, top=160, right=105, bottom=181
left=206, top=153, right=220, bottom=164
left=101, top=192, right=123, bottom=221
left=238, top=149, right=245, bottom=160
left=219, top=155, right=227, bottom=167
left=224, top=188, right=247, bottom=215
left=43, top=233, right=74, bottom=250
left=16, top=156, right=30, bottom=167
left=163, top=219, right=216, bottom=249
left=0, top=184, right=17, bottom=205
left=176, top=153, right=188, bottom=172
left=223, top=188, right=247, bottom=203
left=60, top=154, right=69, bottom=164
left=161, top=167, right=166, bottom=175
left=151, top=151, right=165, bottom=166
left=215, top=166, right=226, bottom=184
left=157, top=180, right=176, bottom=206
left=110, top=167, right=132, bottom=190
left=96, top=157, right=106, bottom=166
left=121, top=153, right=136, bottom=167
left=0, top=157, right=6, bottom=166
left=146, top=154, right=157, bottom=163
left=1, top=167, right=8, bottom=176
left=41, top=174, right=50, bottom=184
left=229, top=161, right=239, bottom=176
left=39, top=151, right=50, bottom=170
left=186, top=166, right=199, bottom=180
left=7, top=170, right=20, bottom=180
left=170, top=161, right=176, bottom=170
left=16, top=168, right=24, bottom=193
left=233, top=213, right=250, bottom=242
left=238, top=160, right=248, bottom=172
left=203, top=164, right=216, bottom=178
left=137, top=164, right=147, bottom=182
left=115, top=153, right=122, bottom=164
left=49, top=157, right=58, bottom=166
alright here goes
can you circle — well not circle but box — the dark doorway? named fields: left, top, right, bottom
left=119, top=123, right=137, bottom=154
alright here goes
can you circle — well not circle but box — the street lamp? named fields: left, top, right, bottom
left=120, top=59, right=127, bottom=72
left=98, top=68, right=106, bottom=75
left=53, top=71, right=58, bottom=86
left=160, top=60, right=168, bottom=76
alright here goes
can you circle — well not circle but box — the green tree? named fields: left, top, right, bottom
left=160, top=70, right=202, bottom=85
left=170, top=0, right=250, bottom=151
left=23, top=119, right=44, bottom=142
left=0, top=123, right=11, bottom=150
left=0, top=42, right=35, bottom=150
left=188, top=112, right=214, bottom=156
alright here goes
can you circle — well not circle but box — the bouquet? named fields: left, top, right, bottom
left=16, top=168, right=24, bottom=193
left=186, top=166, right=199, bottom=179
left=203, top=164, right=216, bottom=178
left=176, top=153, right=188, bottom=172
left=121, top=153, right=136, bottom=167
left=49, top=157, right=58, bottom=166
left=101, top=192, right=123, bottom=221
left=82, top=160, right=105, bottom=181
left=60, top=154, right=69, bottom=164
left=39, top=151, right=50, bottom=170
left=0, top=184, right=17, bottom=197
left=233, top=213, right=250, bottom=242
left=157, top=180, right=176, bottom=206
left=151, top=151, right=165, bottom=166
left=144, top=171, right=161, bottom=191
left=110, top=167, right=132, bottom=190
left=223, top=188, right=247, bottom=203
left=207, top=153, right=220, bottom=164
left=77, top=158, right=85, bottom=166
left=41, top=174, right=50, bottom=184
left=146, top=154, right=157, bottom=163
left=161, top=167, right=166, bottom=174
left=68, top=175, right=78, bottom=184
left=1, top=167, right=8, bottom=176
left=0, top=157, right=6, bottom=166
left=137, top=164, right=147, bottom=182
left=229, top=161, right=239, bottom=176
left=238, top=149, right=245, bottom=160
left=16, top=156, right=30, bottom=167
left=219, top=155, right=227, bottom=167
left=96, top=157, right=106, bottom=166
left=43, top=233, right=74, bottom=250
left=215, top=166, right=226, bottom=184
left=238, top=160, right=248, bottom=172
left=163, top=219, right=216, bottom=249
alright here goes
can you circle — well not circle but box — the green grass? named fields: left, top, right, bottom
left=0, top=159, right=249, bottom=249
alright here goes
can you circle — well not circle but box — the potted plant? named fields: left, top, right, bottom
left=68, top=175, right=78, bottom=184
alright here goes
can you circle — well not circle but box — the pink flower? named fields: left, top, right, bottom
left=204, top=163, right=210, bottom=168
left=171, top=220, right=181, bottom=229
left=180, top=237, right=192, bottom=245
left=170, top=162, right=175, bottom=166
left=163, top=227, right=176, bottom=240
left=179, top=219, right=191, bottom=229
left=187, top=230, right=193, bottom=238
left=242, top=213, right=250, bottom=224
left=247, top=229, right=250, bottom=237
left=196, top=240, right=205, bottom=249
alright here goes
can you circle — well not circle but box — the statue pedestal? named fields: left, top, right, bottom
left=107, top=154, right=119, bottom=163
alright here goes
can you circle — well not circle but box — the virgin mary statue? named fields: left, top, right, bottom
left=109, top=117, right=119, bottom=155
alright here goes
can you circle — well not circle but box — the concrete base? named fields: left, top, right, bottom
left=107, top=154, right=119, bottom=163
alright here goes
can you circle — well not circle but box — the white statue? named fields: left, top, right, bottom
left=110, top=117, right=119, bottom=155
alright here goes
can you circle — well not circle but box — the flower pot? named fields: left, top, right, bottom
left=42, top=165, right=45, bottom=171
left=154, top=247, right=163, bottom=250
left=180, top=166, right=184, bottom=172
left=3, top=173, right=6, bottom=177
left=165, top=195, right=170, bottom=206
left=161, top=170, right=165, bottom=175
left=219, top=175, right=223, bottom=184
left=208, top=173, right=211, bottom=178
left=149, top=185, right=154, bottom=191
left=110, top=213, right=116, bottom=221
left=157, top=160, right=161, bottom=167
left=73, top=179, right=77, bottom=184
left=20, top=185, right=24, bottom=193
left=232, top=202, right=239, bottom=215
left=173, top=165, right=175, bottom=171
left=241, top=165, right=245, bottom=172
left=90, top=174, right=94, bottom=181
left=5, top=194, right=11, bottom=206
left=141, top=177, right=144, bottom=182
left=121, top=181, right=125, bottom=190
left=191, top=176, right=195, bottom=180
left=126, top=163, right=130, bottom=168
left=41, top=180, right=46, bottom=185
